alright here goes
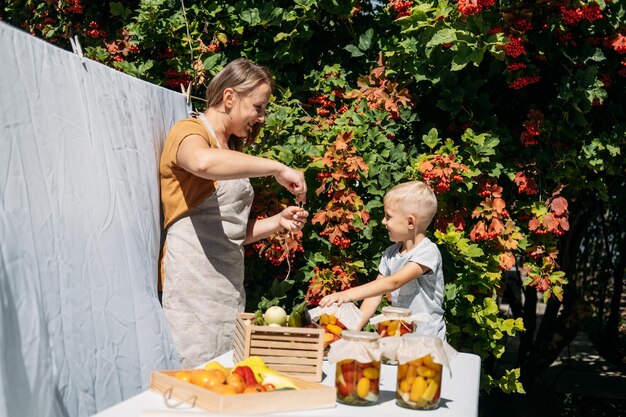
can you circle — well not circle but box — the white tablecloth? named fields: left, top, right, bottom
left=93, top=350, right=481, bottom=417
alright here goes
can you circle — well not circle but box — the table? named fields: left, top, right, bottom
left=93, top=351, right=481, bottom=417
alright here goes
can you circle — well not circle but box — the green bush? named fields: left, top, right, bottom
left=3, top=0, right=624, bottom=393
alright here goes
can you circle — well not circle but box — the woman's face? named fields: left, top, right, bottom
left=229, top=82, right=271, bottom=138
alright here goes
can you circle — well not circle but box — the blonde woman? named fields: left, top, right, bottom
left=159, top=58, right=308, bottom=367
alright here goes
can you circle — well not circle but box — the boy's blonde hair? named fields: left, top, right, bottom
left=384, top=181, right=438, bottom=232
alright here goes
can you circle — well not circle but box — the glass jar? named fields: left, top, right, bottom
left=396, top=341, right=444, bottom=410
left=376, top=306, right=414, bottom=365
left=334, top=331, right=381, bottom=406
left=376, top=306, right=415, bottom=338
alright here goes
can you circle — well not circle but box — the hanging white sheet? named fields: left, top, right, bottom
left=0, top=21, right=185, bottom=417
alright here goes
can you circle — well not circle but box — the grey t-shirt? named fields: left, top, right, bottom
left=378, top=237, right=446, bottom=339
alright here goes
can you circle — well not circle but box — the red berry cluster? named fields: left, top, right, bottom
left=508, top=75, right=541, bottom=90
left=520, top=109, right=543, bottom=146
left=332, top=236, right=351, bottom=250
left=64, top=0, right=84, bottom=15
left=419, top=154, right=468, bottom=194
left=316, top=171, right=332, bottom=182
left=504, top=36, right=526, bottom=58
left=477, top=180, right=503, bottom=198
left=207, top=43, right=220, bottom=53
left=513, top=171, right=539, bottom=195
left=513, top=19, right=532, bottom=33
left=560, top=4, right=603, bottom=26
left=308, top=94, right=337, bottom=118
left=457, top=0, right=495, bottom=17
left=469, top=219, right=504, bottom=242
left=86, top=21, right=107, bottom=39
left=389, top=0, right=414, bottom=19
left=164, top=69, right=191, bottom=89
left=506, top=62, right=527, bottom=72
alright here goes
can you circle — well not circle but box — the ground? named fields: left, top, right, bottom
left=479, top=300, right=626, bottom=417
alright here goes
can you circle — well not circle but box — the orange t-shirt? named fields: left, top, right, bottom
left=159, top=117, right=218, bottom=230
left=158, top=118, right=218, bottom=290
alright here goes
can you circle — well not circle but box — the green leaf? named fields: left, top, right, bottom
left=240, top=8, right=261, bottom=25
left=427, top=28, right=457, bottom=47
left=358, top=29, right=374, bottom=51
left=422, top=128, right=440, bottom=149
left=203, top=54, right=221, bottom=70
left=345, top=45, right=364, bottom=57
left=274, top=31, right=292, bottom=42
left=110, top=2, right=125, bottom=17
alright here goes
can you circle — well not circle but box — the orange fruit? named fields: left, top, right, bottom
left=226, top=374, right=245, bottom=394
left=209, top=369, right=227, bottom=383
left=174, top=371, right=191, bottom=382
left=189, top=369, right=213, bottom=387
left=243, top=385, right=265, bottom=394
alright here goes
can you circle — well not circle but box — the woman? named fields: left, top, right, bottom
left=159, top=58, right=308, bottom=367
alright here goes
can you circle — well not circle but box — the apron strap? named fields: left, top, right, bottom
left=197, top=114, right=221, bottom=149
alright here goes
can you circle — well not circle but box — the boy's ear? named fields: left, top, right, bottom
left=407, top=214, right=416, bottom=229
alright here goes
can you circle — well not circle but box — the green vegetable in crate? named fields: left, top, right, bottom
left=287, top=301, right=311, bottom=327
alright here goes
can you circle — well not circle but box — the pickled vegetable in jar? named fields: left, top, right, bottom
left=335, top=358, right=381, bottom=406
left=376, top=306, right=414, bottom=337
left=328, top=330, right=382, bottom=406
left=394, top=335, right=455, bottom=410
left=396, top=353, right=443, bottom=410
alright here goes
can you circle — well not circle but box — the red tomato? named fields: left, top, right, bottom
left=341, top=361, right=356, bottom=373
left=342, top=369, right=355, bottom=383
left=337, top=382, right=354, bottom=397
left=369, top=379, right=379, bottom=395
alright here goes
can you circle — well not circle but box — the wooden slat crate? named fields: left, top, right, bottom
left=232, top=312, right=325, bottom=382
left=150, top=369, right=335, bottom=414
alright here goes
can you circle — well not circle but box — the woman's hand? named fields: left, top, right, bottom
left=279, top=206, right=309, bottom=232
left=275, top=165, right=307, bottom=204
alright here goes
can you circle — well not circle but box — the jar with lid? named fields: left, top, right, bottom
left=375, top=306, right=415, bottom=338
left=395, top=334, right=455, bottom=410
left=370, top=306, right=415, bottom=364
left=327, top=330, right=382, bottom=406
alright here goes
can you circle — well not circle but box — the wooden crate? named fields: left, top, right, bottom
left=232, top=312, right=325, bottom=382
left=150, top=369, right=335, bottom=414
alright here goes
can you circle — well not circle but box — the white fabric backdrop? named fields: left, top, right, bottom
left=0, top=22, right=185, bottom=417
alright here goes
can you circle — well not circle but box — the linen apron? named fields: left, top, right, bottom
left=162, top=115, right=254, bottom=368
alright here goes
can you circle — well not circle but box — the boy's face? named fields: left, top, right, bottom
left=382, top=198, right=414, bottom=242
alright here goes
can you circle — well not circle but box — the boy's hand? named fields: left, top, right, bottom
left=319, top=291, right=352, bottom=307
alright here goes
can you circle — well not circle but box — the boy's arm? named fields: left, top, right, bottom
left=319, top=263, right=428, bottom=306
left=358, top=293, right=383, bottom=330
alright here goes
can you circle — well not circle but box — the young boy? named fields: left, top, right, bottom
left=318, top=180, right=446, bottom=339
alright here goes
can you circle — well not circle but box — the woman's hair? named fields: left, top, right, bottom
left=205, top=58, right=275, bottom=149
left=384, top=181, right=438, bottom=232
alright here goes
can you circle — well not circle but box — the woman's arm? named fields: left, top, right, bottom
left=177, top=135, right=306, bottom=201
left=244, top=206, right=309, bottom=245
